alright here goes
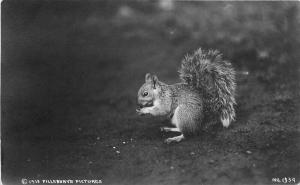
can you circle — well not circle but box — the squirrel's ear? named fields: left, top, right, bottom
left=152, top=75, right=158, bottom=89
left=145, top=73, right=152, bottom=83
left=145, top=73, right=159, bottom=89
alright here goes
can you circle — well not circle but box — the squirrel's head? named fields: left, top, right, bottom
left=137, top=73, right=162, bottom=109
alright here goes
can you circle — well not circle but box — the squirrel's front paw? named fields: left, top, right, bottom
left=136, top=108, right=145, bottom=116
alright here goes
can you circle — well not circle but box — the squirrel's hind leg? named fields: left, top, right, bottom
left=160, top=127, right=180, bottom=132
left=163, top=105, right=187, bottom=144
left=164, top=134, right=185, bottom=144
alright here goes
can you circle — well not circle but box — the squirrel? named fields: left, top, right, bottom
left=136, top=48, right=236, bottom=144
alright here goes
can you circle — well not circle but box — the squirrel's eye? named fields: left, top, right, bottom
left=143, top=91, right=148, bottom=97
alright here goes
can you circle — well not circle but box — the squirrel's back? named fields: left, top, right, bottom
left=168, top=83, right=203, bottom=110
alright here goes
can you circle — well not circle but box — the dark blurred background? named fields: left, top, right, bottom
left=2, top=1, right=300, bottom=185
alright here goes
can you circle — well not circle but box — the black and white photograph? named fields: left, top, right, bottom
left=1, top=1, right=300, bottom=185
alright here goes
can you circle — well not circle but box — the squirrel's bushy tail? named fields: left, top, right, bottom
left=178, top=48, right=236, bottom=127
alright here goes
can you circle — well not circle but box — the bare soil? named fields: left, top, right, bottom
left=2, top=1, right=300, bottom=185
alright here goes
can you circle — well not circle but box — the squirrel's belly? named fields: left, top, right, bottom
left=171, top=106, right=180, bottom=127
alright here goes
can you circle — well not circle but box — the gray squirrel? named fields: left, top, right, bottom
left=136, top=48, right=236, bottom=144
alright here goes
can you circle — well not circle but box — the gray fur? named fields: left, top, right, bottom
left=137, top=48, right=236, bottom=142
left=178, top=48, right=236, bottom=125
left=168, top=84, right=203, bottom=134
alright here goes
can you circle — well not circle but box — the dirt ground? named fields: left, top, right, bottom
left=2, top=1, right=300, bottom=185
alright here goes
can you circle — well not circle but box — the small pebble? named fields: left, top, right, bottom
left=116, top=151, right=120, bottom=154
left=96, top=137, right=100, bottom=140
left=209, top=159, right=215, bottom=164
left=122, top=141, right=126, bottom=144
left=190, top=152, right=195, bottom=155
left=170, top=166, right=174, bottom=170
left=246, top=150, right=252, bottom=154
left=130, top=138, right=133, bottom=141
left=113, top=146, right=116, bottom=149
left=88, top=161, right=93, bottom=164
